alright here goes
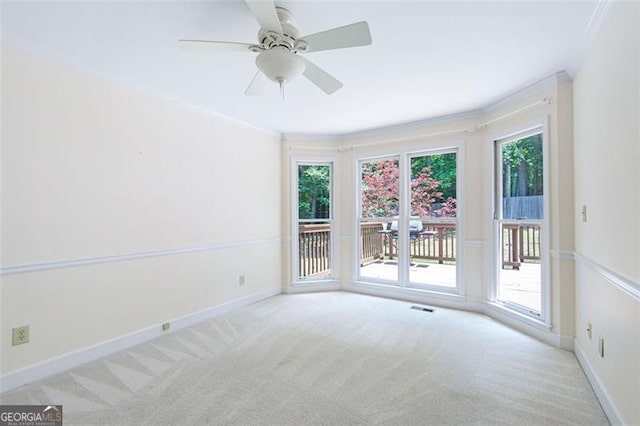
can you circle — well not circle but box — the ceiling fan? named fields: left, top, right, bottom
left=178, top=0, right=372, bottom=97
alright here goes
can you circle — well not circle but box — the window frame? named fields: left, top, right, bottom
left=353, top=142, right=465, bottom=296
left=489, top=118, right=551, bottom=325
left=291, top=157, right=337, bottom=284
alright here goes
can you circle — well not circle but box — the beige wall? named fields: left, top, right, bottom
left=1, top=50, right=283, bottom=374
left=573, top=1, right=639, bottom=424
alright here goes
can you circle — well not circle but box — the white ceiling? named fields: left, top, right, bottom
left=2, top=1, right=601, bottom=135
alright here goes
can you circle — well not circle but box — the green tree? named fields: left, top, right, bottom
left=502, top=134, right=543, bottom=197
left=411, top=153, right=457, bottom=201
left=298, top=165, right=330, bottom=220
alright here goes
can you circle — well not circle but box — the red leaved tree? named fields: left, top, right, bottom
left=361, top=161, right=453, bottom=217
left=361, top=160, right=400, bottom=217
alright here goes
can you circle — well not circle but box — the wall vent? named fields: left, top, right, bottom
left=410, top=305, right=434, bottom=313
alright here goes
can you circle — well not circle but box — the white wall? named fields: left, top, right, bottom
left=572, top=1, right=639, bottom=424
left=1, top=49, right=283, bottom=374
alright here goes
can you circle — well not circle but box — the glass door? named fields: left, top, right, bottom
left=495, top=131, right=545, bottom=317
left=408, top=151, right=458, bottom=289
left=358, top=157, right=401, bottom=282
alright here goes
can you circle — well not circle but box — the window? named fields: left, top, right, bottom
left=294, top=162, right=333, bottom=281
left=494, top=128, right=548, bottom=319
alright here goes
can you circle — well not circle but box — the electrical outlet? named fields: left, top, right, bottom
left=162, top=322, right=170, bottom=331
left=587, top=322, right=592, bottom=339
left=239, top=275, right=246, bottom=286
left=12, top=325, right=30, bottom=346
left=598, top=336, right=605, bottom=358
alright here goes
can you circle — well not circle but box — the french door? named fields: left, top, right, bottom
left=357, top=149, right=460, bottom=292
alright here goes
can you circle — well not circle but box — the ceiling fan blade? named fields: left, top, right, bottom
left=245, top=71, right=269, bottom=95
left=179, top=40, right=255, bottom=53
left=301, top=21, right=372, bottom=53
left=245, top=0, right=283, bottom=34
left=301, top=58, right=343, bottom=95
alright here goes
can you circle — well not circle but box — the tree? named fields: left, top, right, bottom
left=360, top=160, right=456, bottom=218
left=411, top=153, right=457, bottom=201
left=361, top=160, right=400, bottom=217
left=298, top=165, right=330, bottom=219
left=501, top=134, right=543, bottom=197
left=410, top=165, right=442, bottom=216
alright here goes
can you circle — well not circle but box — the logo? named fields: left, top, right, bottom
left=0, top=405, right=63, bottom=426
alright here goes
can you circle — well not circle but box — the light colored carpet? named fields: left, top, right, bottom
left=1, top=292, right=608, bottom=425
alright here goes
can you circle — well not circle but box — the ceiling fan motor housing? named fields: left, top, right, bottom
left=258, top=7, right=304, bottom=51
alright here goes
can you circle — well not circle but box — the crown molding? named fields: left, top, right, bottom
left=480, top=71, right=570, bottom=116
left=566, top=0, right=612, bottom=77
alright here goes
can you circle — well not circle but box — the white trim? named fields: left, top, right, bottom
left=567, top=0, right=612, bottom=76
left=547, top=250, right=639, bottom=300
left=574, top=252, right=640, bottom=300
left=485, top=302, right=551, bottom=333
left=290, top=157, right=339, bottom=282
left=341, top=129, right=468, bottom=152
left=481, top=72, right=567, bottom=115
left=347, top=282, right=484, bottom=313
left=550, top=249, right=576, bottom=260
left=281, top=133, right=342, bottom=144
left=0, top=286, right=281, bottom=393
left=285, top=280, right=341, bottom=294
left=288, top=145, right=340, bottom=152
left=484, top=302, right=574, bottom=350
left=463, top=240, right=486, bottom=248
left=574, top=338, right=622, bottom=425
left=489, top=117, right=552, bottom=325
left=0, top=237, right=283, bottom=276
left=476, top=97, right=552, bottom=129
left=342, top=112, right=480, bottom=141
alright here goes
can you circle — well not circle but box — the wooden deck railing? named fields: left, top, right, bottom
left=501, top=223, right=541, bottom=269
left=298, top=221, right=541, bottom=276
left=298, top=224, right=331, bottom=278
left=380, top=222, right=457, bottom=264
left=361, top=222, right=384, bottom=264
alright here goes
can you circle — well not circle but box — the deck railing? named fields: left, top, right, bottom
left=361, top=222, right=384, bottom=264
left=380, top=222, right=457, bottom=264
left=501, top=223, right=541, bottom=269
left=298, top=224, right=331, bottom=278
left=298, top=222, right=541, bottom=276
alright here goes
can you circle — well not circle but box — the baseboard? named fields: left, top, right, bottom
left=574, top=339, right=622, bottom=425
left=482, top=302, right=577, bottom=349
left=285, top=280, right=341, bottom=294
left=346, top=281, right=485, bottom=313
left=0, top=286, right=281, bottom=393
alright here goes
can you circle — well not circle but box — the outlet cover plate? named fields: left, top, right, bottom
left=12, top=325, right=30, bottom=346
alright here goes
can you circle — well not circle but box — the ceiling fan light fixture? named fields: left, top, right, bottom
left=255, top=47, right=305, bottom=84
